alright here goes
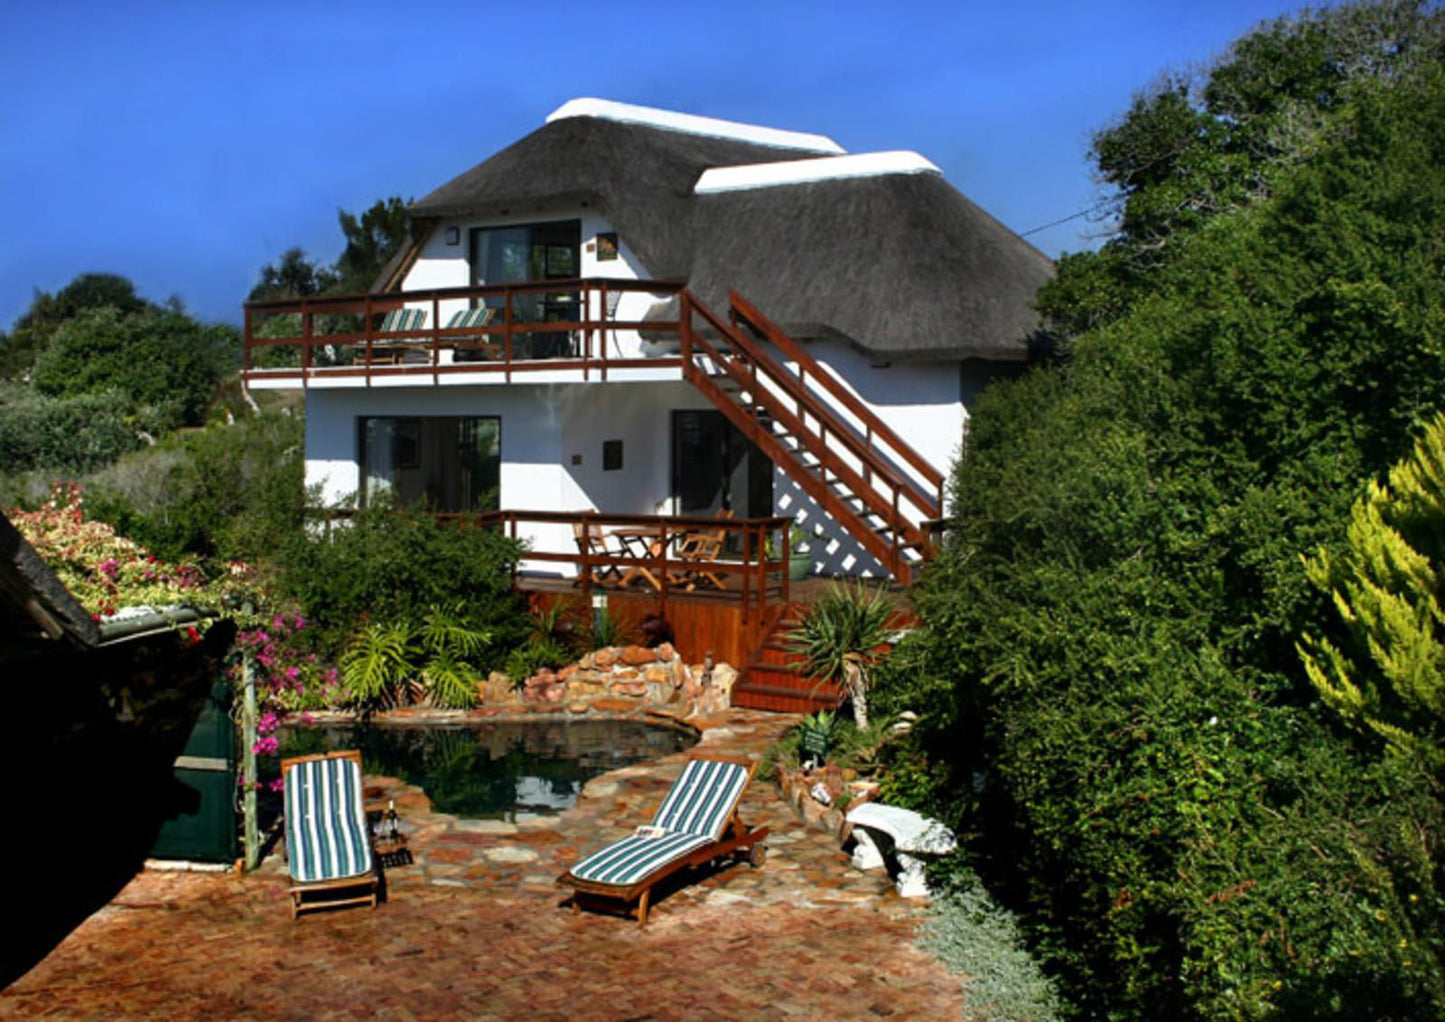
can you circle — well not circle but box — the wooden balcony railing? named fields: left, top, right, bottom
left=243, top=278, right=687, bottom=383
left=477, top=509, right=795, bottom=626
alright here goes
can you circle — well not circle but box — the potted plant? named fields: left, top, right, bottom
left=788, top=524, right=812, bottom=581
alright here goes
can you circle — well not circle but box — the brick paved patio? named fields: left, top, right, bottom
left=1, top=710, right=970, bottom=1020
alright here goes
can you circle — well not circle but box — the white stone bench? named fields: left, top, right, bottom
left=845, top=802, right=956, bottom=898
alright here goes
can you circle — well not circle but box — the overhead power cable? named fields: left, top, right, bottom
left=1020, top=209, right=1091, bottom=237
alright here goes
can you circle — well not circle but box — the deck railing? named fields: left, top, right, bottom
left=243, top=278, right=687, bottom=383
left=477, top=509, right=794, bottom=626
left=309, top=507, right=796, bottom=626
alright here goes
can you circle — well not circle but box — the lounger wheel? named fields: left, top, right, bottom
left=748, top=843, right=766, bottom=868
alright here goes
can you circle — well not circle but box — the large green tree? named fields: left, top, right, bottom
left=1041, top=0, right=1444, bottom=337
left=882, top=4, right=1445, bottom=1017
left=32, top=305, right=238, bottom=430
left=333, top=197, right=410, bottom=294
left=0, top=272, right=148, bottom=379
left=247, top=247, right=338, bottom=302
left=250, top=196, right=410, bottom=302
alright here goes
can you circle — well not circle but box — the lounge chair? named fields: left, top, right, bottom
left=369, top=307, right=429, bottom=364
left=446, top=306, right=499, bottom=362
left=557, top=753, right=768, bottom=926
left=282, top=750, right=379, bottom=919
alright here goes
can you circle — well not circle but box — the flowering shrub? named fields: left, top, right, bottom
left=9, top=482, right=266, bottom=622
left=234, top=615, right=341, bottom=792
left=233, top=612, right=342, bottom=714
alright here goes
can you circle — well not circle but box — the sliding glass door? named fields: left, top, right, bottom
left=469, top=220, right=580, bottom=358
left=671, top=410, right=772, bottom=518
left=360, top=416, right=500, bottom=512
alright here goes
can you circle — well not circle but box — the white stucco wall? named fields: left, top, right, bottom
left=304, top=379, right=716, bottom=575
left=301, top=349, right=987, bottom=578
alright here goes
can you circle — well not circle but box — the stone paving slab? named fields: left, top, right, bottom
left=1, top=710, right=971, bottom=1020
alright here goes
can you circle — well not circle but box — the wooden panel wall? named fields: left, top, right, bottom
left=524, top=589, right=761, bottom=668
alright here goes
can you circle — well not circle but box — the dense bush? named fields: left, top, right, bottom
left=0, top=383, right=144, bottom=474
left=83, top=409, right=305, bottom=563
left=886, top=6, right=1445, bottom=1018
left=32, top=305, right=238, bottom=431
left=278, top=506, right=528, bottom=663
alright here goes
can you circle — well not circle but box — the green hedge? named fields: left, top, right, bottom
left=0, top=384, right=143, bottom=475
left=883, top=12, right=1445, bottom=1018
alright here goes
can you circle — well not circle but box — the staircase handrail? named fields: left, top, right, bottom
left=682, top=293, right=939, bottom=530
left=728, top=290, right=943, bottom=514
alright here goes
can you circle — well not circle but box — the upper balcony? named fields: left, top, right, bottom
left=242, top=278, right=693, bottom=389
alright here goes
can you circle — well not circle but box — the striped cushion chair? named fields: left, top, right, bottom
left=282, top=750, right=378, bottom=919
left=445, top=306, right=498, bottom=362
left=377, top=307, right=426, bottom=333
left=558, top=754, right=768, bottom=926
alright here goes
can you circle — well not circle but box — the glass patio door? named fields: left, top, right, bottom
left=360, top=416, right=500, bottom=512
left=469, top=220, right=580, bottom=358
left=671, top=410, right=772, bottom=518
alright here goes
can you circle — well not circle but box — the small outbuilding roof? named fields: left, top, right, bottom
left=408, top=100, right=1052, bottom=361
left=0, top=511, right=99, bottom=648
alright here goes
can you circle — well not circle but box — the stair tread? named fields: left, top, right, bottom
left=744, top=664, right=808, bottom=678
left=733, top=682, right=842, bottom=699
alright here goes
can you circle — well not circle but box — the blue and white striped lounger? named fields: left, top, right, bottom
left=559, top=754, right=768, bottom=926
left=282, top=750, right=378, bottom=919
left=377, top=307, right=427, bottom=333
left=445, top=306, right=499, bottom=361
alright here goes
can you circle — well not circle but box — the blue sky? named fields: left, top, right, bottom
left=1, top=0, right=1306, bottom=330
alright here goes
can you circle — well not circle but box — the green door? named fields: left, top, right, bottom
left=150, top=679, right=237, bottom=863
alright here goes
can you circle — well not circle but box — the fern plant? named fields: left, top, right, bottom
left=339, top=622, right=416, bottom=710
left=338, top=604, right=491, bottom=711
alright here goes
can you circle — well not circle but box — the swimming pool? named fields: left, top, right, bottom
left=276, top=717, right=698, bottom=821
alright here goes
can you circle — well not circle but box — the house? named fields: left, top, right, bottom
left=242, top=98, right=1051, bottom=702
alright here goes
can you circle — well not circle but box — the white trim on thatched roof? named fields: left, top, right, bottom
left=694, top=151, right=941, bottom=194
left=546, top=98, right=845, bottom=155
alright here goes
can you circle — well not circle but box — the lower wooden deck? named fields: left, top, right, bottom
left=518, top=575, right=912, bottom=713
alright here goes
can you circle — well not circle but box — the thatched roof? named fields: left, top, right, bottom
left=0, top=512, right=99, bottom=648
left=409, top=101, right=1053, bottom=361
left=683, top=171, right=1053, bottom=361
left=409, top=115, right=829, bottom=280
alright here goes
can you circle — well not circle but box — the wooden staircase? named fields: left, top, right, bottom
left=730, top=605, right=845, bottom=714
left=678, top=290, right=944, bottom=586
left=674, top=288, right=945, bottom=713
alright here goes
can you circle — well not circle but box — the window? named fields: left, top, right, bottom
left=469, top=221, right=582, bottom=359
left=359, top=416, right=500, bottom=512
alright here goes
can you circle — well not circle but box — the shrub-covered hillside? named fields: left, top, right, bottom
left=879, top=3, right=1445, bottom=1018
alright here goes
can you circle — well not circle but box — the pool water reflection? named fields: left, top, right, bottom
left=276, top=718, right=698, bottom=821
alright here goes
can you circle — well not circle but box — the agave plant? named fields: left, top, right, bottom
left=788, top=581, right=894, bottom=729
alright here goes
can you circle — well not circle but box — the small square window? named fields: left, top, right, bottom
left=603, top=439, right=623, bottom=471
